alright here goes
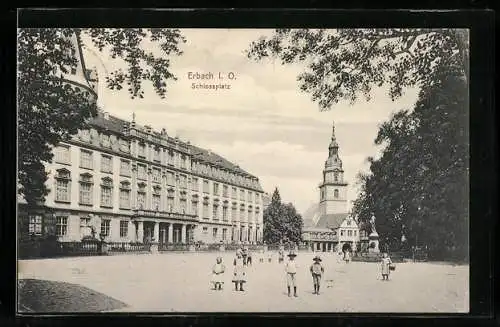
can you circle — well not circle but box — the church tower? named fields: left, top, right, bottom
left=318, top=121, right=349, bottom=216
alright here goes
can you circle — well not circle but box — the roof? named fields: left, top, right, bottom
left=315, top=213, right=349, bottom=229
left=87, top=111, right=263, bottom=191
left=88, top=113, right=129, bottom=135
left=302, top=226, right=334, bottom=233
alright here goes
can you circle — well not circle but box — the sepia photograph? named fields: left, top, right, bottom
left=17, top=25, right=470, bottom=313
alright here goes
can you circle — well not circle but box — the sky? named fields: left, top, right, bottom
left=82, top=29, right=420, bottom=215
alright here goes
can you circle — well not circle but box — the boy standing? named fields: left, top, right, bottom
left=284, top=252, right=298, bottom=297
left=310, top=256, right=325, bottom=295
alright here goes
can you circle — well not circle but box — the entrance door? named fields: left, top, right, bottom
left=143, top=222, right=153, bottom=243
left=322, top=243, right=326, bottom=252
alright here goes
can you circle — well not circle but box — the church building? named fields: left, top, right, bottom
left=301, top=121, right=360, bottom=253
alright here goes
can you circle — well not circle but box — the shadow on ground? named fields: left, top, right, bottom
left=18, top=279, right=129, bottom=312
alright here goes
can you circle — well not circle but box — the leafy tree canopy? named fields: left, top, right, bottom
left=247, top=29, right=468, bottom=109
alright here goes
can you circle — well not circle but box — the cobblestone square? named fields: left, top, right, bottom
left=18, top=252, right=469, bottom=313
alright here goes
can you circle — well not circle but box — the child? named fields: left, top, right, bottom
left=284, top=253, right=298, bottom=297
left=380, top=252, right=393, bottom=281
left=310, top=256, right=325, bottom=295
left=233, top=250, right=246, bottom=291
left=211, top=257, right=226, bottom=290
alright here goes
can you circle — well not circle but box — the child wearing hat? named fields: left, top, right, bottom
left=380, top=252, right=393, bottom=281
left=233, top=250, right=247, bottom=291
left=211, top=256, right=226, bottom=290
left=284, top=252, right=298, bottom=297
left=310, top=256, right=325, bottom=295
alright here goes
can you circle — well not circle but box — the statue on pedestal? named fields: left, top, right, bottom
left=368, top=213, right=380, bottom=253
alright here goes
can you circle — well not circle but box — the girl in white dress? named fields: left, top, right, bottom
left=380, top=253, right=393, bottom=281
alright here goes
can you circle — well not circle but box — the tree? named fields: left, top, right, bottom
left=352, top=64, right=468, bottom=260
left=247, top=29, right=468, bottom=109
left=263, top=188, right=303, bottom=245
left=18, top=28, right=186, bottom=205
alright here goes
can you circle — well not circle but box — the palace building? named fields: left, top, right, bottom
left=18, top=110, right=265, bottom=246
left=301, top=122, right=360, bottom=252
left=17, top=31, right=264, bottom=246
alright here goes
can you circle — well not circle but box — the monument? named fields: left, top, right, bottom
left=368, top=214, right=380, bottom=253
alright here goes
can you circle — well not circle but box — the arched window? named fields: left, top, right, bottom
left=334, top=189, right=339, bottom=199
left=334, top=172, right=339, bottom=182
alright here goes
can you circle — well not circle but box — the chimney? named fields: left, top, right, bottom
left=161, top=128, right=167, bottom=136
left=103, top=111, right=109, bottom=119
left=145, top=125, right=152, bottom=133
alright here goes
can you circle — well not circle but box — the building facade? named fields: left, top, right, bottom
left=18, top=31, right=265, bottom=246
left=18, top=111, right=265, bottom=245
left=301, top=121, right=360, bottom=252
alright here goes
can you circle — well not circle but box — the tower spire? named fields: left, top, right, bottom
left=331, top=120, right=336, bottom=141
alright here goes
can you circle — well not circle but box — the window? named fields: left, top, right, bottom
left=55, top=145, right=70, bottom=164
left=212, top=203, right=219, bottom=220
left=100, top=178, right=113, bottom=207
left=248, top=207, right=252, bottom=221
left=202, top=227, right=208, bottom=234
left=203, top=180, right=209, bottom=193
left=191, top=196, right=199, bottom=215
left=153, top=147, right=160, bottom=162
left=334, top=172, right=339, bottom=182
left=240, top=205, right=245, bottom=221
left=348, top=230, right=353, bottom=236
left=180, top=198, right=187, bottom=214
left=101, top=134, right=110, bottom=148
left=334, top=189, right=339, bottom=199
left=153, top=194, right=161, bottom=211
left=55, top=216, right=68, bottom=236
left=137, top=189, right=146, bottom=209
left=232, top=203, right=238, bottom=221
left=55, top=169, right=71, bottom=202
left=79, top=173, right=93, bottom=205
left=232, top=187, right=237, bottom=199
left=354, top=230, right=357, bottom=236
left=120, top=221, right=128, bottom=237
left=167, top=190, right=175, bottom=211
left=222, top=228, right=227, bottom=241
left=80, top=150, right=93, bottom=169
left=222, top=205, right=228, bottom=221
left=152, top=167, right=161, bottom=183
left=347, top=220, right=351, bottom=226
left=137, top=164, right=147, bottom=180
left=28, top=215, right=43, bottom=235
left=321, top=190, right=325, bottom=200
left=168, top=150, right=174, bottom=165
left=167, top=172, right=175, bottom=186
left=119, top=181, right=131, bottom=209
left=212, top=228, right=218, bottom=239
left=119, top=139, right=129, bottom=153
left=223, top=185, right=228, bottom=197
left=138, top=143, right=146, bottom=158
left=179, top=175, right=187, bottom=189
left=213, top=183, right=219, bottom=195
left=240, top=189, right=245, bottom=200
left=340, top=230, right=344, bottom=236
left=101, top=155, right=112, bottom=173
left=180, top=155, right=186, bottom=169
left=100, top=219, right=111, bottom=236
left=120, top=160, right=131, bottom=176
left=247, top=191, right=251, bottom=201
left=203, top=199, right=209, bottom=218
left=191, top=178, right=198, bottom=192
left=80, top=217, right=91, bottom=236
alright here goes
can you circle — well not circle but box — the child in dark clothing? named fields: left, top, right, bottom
left=310, top=256, right=325, bottom=295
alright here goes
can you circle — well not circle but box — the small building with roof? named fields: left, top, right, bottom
left=301, top=121, right=360, bottom=252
